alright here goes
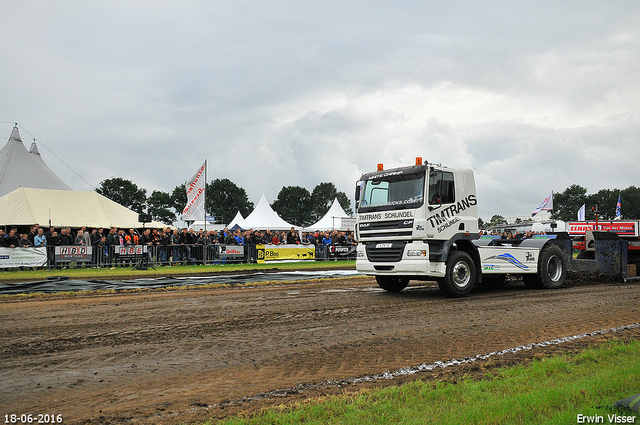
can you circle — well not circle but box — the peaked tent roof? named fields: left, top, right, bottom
left=227, top=211, right=245, bottom=229
left=0, top=126, right=72, bottom=197
left=0, top=187, right=168, bottom=229
left=237, top=194, right=300, bottom=230
left=304, top=198, right=351, bottom=231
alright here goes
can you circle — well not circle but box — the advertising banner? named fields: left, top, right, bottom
left=182, top=160, right=206, bottom=222
left=0, top=247, right=48, bottom=268
left=220, top=245, right=244, bottom=258
left=114, top=245, right=147, bottom=260
left=326, top=244, right=357, bottom=259
left=55, top=246, right=93, bottom=263
left=256, top=244, right=315, bottom=263
left=566, top=221, right=638, bottom=237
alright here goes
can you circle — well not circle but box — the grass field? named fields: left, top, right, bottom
left=213, top=339, right=640, bottom=425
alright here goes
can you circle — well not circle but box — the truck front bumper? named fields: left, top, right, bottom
left=355, top=241, right=446, bottom=277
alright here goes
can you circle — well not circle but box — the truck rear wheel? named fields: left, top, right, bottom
left=376, top=276, right=409, bottom=292
left=523, top=245, right=567, bottom=289
left=438, top=251, right=476, bottom=297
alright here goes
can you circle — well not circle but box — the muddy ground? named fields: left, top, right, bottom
left=1, top=275, right=639, bottom=424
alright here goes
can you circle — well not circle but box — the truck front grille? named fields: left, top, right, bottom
left=365, top=241, right=405, bottom=263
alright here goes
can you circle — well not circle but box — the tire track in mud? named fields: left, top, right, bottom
left=1, top=277, right=639, bottom=424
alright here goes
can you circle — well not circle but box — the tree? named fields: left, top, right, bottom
left=170, top=183, right=188, bottom=219
left=206, top=178, right=254, bottom=225
left=96, top=177, right=147, bottom=214
left=551, top=185, right=588, bottom=222
left=478, top=217, right=485, bottom=229
left=271, top=186, right=313, bottom=226
left=489, top=215, right=507, bottom=226
left=147, top=190, right=176, bottom=225
left=310, top=182, right=354, bottom=222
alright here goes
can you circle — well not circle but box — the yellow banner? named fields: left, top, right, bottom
left=256, top=244, right=315, bottom=263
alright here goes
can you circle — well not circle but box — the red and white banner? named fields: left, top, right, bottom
left=566, top=221, right=638, bottom=237
left=182, top=160, right=206, bottom=222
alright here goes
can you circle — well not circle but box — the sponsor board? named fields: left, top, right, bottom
left=0, top=247, right=48, bottom=268
left=220, top=245, right=244, bottom=258
left=256, top=244, right=315, bottom=263
left=567, top=221, right=638, bottom=237
left=56, top=246, right=93, bottom=263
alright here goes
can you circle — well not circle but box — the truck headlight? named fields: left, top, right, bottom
left=407, top=250, right=427, bottom=257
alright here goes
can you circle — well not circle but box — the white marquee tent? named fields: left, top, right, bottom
left=237, top=194, right=300, bottom=230
left=0, top=126, right=72, bottom=197
left=227, top=211, right=245, bottom=229
left=0, top=187, right=168, bottom=229
left=304, top=198, right=354, bottom=231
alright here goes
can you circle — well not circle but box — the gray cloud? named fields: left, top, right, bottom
left=2, top=1, right=639, bottom=222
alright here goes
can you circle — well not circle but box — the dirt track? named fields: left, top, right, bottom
left=1, top=276, right=639, bottom=424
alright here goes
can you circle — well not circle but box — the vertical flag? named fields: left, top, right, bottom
left=182, top=160, right=206, bottom=222
left=577, top=204, right=585, bottom=221
left=531, top=192, right=553, bottom=217
left=616, top=194, right=622, bottom=218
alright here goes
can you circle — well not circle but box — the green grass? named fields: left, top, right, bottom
left=0, top=260, right=356, bottom=282
left=214, top=339, right=640, bottom=425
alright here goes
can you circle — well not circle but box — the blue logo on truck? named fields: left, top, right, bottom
left=484, top=253, right=531, bottom=271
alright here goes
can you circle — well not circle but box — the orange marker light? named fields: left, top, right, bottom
left=415, top=157, right=422, bottom=165
left=377, top=163, right=384, bottom=171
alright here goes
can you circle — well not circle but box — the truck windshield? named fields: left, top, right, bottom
left=357, top=172, right=425, bottom=211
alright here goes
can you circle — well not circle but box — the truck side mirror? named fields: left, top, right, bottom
left=355, top=184, right=360, bottom=202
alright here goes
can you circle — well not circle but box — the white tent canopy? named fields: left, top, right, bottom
left=0, top=126, right=72, bottom=197
left=304, top=198, right=352, bottom=231
left=227, top=211, right=245, bottom=229
left=0, top=187, right=168, bottom=229
left=237, top=194, right=300, bottom=230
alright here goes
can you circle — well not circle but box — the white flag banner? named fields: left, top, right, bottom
left=182, top=160, right=206, bottom=222
left=577, top=204, right=585, bottom=221
left=531, top=192, right=553, bottom=217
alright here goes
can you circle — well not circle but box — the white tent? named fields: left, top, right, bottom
left=0, top=126, right=72, bottom=197
left=237, top=194, right=300, bottom=230
left=0, top=187, right=168, bottom=229
left=305, top=198, right=353, bottom=231
left=227, top=211, right=245, bottom=229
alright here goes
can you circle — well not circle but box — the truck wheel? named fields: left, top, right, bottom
left=523, top=245, right=567, bottom=289
left=438, top=251, right=476, bottom=297
left=376, top=276, right=409, bottom=292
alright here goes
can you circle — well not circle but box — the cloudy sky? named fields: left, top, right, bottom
left=2, top=1, right=639, bottom=222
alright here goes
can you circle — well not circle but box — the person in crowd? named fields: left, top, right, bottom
left=271, top=231, right=280, bottom=245
left=75, top=230, right=86, bottom=246
left=80, top=226, right=91, bottom=246
left=179, top=228, right=193, bottom=264
left=336, top=231, right=347, bottom=245
left=233, top=229, right=245, bottom=245
left=106, top=227, right=117, bottom=247
left=170, top=229, right=181, bottom=264
left=94, top=235, right=109, bottom=265
left=89, top=228, right=99, bottom=246
left=322, top=231, right=332, bottom=246
left=28, top=225, right=38, bottom=245
left=4, top=228, right=19, bottom=248
left=286, top=227, right=298, bottom=244
left=125, top=229, right=139, bottom=245
left=34, top=228, right=47, bottom=248
left=18, top=233, right=33, bottom=247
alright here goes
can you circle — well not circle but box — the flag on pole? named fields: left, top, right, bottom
left=531, top=192, right=553, bottom=217
left=577, top=204, right=585, bottom=221
left=616, top=194, right=622, bottom=218
left=182, top=160, right=206, bottom=222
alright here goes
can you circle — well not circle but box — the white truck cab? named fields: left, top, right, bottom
left=355, top=159, right=569, bottom=296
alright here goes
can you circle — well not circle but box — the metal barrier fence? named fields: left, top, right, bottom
left=28, top=243, right=357, bottom=269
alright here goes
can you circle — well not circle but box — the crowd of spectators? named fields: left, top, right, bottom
left=480, top=230, right=547, bottom=239
left=1, top=223, right=356, bottom=267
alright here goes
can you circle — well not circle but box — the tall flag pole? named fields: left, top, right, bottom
left=531, top=191, right=553, bottom=217
left=182, top=160, right=207, bottom=224
left=616, top=194, right=622, bottom=219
